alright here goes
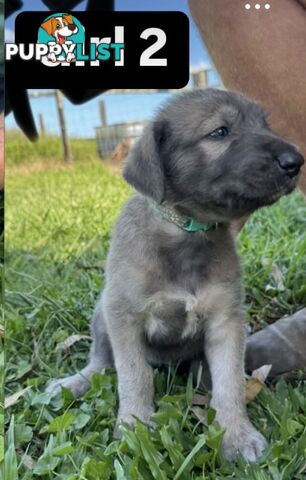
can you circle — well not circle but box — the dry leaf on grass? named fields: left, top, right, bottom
left=55, top=334, right=91, bottom=352
left=17, top=448, right=35, bottom=470
left=270, top=264, right=285, bottom=291
left=192, top=393, right=208, bottom=406
left=252, top=364, right=272, bottom=383
left=245, top=364, right=272, bottom=404
left=191, top=406, right=206, bottom=422
left=5, top=386, right=31, bottom=409
left=22, top=454, right=35, bottom=470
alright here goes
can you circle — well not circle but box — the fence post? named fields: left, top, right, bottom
left=55, top=90, right=73, bottom=163
left=193, top=69, right=208, bottom=89
left=38, top=113, right=45, bottom=137
left=99, top=100, right=107, bottom=126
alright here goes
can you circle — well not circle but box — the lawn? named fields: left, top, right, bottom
left=4, top=136, right=306, bottom=479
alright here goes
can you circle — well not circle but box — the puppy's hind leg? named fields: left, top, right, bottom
left=47, top=295, right=114, bottom=398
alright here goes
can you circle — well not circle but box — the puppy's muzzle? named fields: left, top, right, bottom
left=275, top=151, right=304, bottom=178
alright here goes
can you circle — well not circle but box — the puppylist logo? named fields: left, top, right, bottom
left=6, top=12, right=125, bottom=67
left=5, top=11, right=189, bottom=89
left=39, top=13, right=83, bottom=65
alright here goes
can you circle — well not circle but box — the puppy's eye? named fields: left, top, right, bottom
left=209, top=126, right=229, bottom=138
left=56, top=23, right=61, bottom=28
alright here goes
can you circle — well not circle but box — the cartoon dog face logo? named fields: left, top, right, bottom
left=38, top=13, right=85, bottom=65
left=41, top=15, right=78, bottom=45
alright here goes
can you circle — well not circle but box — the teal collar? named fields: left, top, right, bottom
left=153, top=202, right=219, bottom=233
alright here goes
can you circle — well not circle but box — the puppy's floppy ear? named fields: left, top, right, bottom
left=123, top=120, right=167, bottom=203
left=64, top=15, right=74, bottom=24
left=41, top=18, right=55, bottom=36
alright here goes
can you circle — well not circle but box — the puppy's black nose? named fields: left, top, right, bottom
left=68, top=23, right=76, bottom=31
left=276, top=151, right=304, bottom=177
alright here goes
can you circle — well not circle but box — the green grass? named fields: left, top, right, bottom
left=6, top=131, right=98, bottom=166
left=4, top=147, right=306, bottom=479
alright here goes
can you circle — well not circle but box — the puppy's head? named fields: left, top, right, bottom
left=41, top=15, right=78, bottom=44
left=124, top=89, right=304, bottom=222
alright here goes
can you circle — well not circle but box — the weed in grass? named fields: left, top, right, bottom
left=4, top=153, right=306, bottom=478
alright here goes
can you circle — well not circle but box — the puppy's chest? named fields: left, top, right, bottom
left=144, top=232, right=239, bottom=346
left=144, top=283, right=231, bottom=346
left=159, top=241, right=212, bottom=289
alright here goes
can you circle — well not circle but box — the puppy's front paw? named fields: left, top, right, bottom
left=222, top=420, right=268, bottom=462
left=47, top=53, right=57, bottom=63
left=66, top=53, right=75, bottom=62
left=46, top=373, right=90, bottom=398
left=114, top=405, right=155, bottom=439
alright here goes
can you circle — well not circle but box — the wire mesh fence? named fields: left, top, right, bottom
left=6, top=67, right=222, bottom=163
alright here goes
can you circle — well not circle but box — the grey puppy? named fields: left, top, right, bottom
left=47, top=89, right=304, bottom=462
